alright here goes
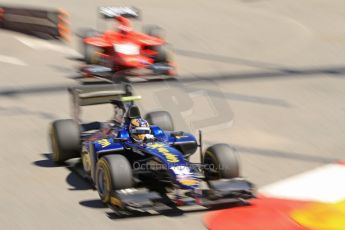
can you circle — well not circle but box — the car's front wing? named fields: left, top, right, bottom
left=108, top=178, right=255, bottom=215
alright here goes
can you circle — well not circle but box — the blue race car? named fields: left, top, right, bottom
left=49, top=84, right=254, bottom=214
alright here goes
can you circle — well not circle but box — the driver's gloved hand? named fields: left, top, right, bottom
left=144, top=134, right=155, bottom=142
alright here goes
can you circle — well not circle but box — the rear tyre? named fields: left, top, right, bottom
left=95, top=155, right=133, bottom=203
left=145, top=111, right=174, bottom=131
left=49, top=119, right=80, bottom=164
left=203, top=144, right=240, bottom=180
left=143, top=24, right=165, bottom=39
left=77, top=28, right=99, bottom=38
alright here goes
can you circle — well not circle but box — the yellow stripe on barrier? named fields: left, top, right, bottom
left=291, top=200, right=345, bottom=230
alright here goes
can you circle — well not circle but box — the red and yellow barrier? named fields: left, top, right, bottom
left=0, top=5, right=70, bottom=41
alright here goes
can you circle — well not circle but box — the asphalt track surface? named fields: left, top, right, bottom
left=0, top=0, right=345, bottom=229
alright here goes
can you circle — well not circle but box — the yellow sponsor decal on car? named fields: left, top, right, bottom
left=162, top=152, right=179, bottom=163
left=97, top=139, right=111, bottom=148
left=180, top=179, right=198, bottom=186
left=148, top=143, right=179, bottom=163
left=110, top=196, right=123, bottom=208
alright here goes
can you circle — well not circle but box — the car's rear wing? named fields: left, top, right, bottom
left=99, top=6, right=140, bottom=19
left=68, top=84, right=140, bottom=121
left=69, top=84, right=127, bottom=106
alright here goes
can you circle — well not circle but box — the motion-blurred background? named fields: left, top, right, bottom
left=0, top=0, right=345, bottom=229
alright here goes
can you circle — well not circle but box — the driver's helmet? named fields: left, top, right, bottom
left=129, top=118, right=151, bottom=142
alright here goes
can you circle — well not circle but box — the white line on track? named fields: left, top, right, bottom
left=259, top=163, right=345, bottom=203
left=0, top=55, right=27, bottom=66
left=15, top=36, right=80, bottom=56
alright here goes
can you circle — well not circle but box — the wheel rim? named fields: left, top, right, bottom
left=97, top=166, right=111, bottom=199
left=97, top=169, right=105, bottom=195
left=50, top=129, right=59, bottom=162
left=90, top=51, right=99, bottom=64
left=89, top=47, right=102, bottom=64
left=81, top=152, right=91, bottom=174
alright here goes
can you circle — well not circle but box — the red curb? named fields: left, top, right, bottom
left=337, top=161, right=345, bottom=166
left=204, top=197, right=312, bottom=230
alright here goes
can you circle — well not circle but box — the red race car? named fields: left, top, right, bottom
left=79, top=7, right=176, bottom=81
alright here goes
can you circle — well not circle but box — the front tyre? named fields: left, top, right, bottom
left=95, top=155, right=133, bottom=203
left=49, top=119, right=80, bottom=164
left=203, top=144, right=240, bottom=180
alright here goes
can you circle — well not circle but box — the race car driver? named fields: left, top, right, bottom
left=129, top=118, right=154, bottom=142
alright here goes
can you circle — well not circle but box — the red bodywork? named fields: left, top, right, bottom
left=83, top=16, right=175, bottom=74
